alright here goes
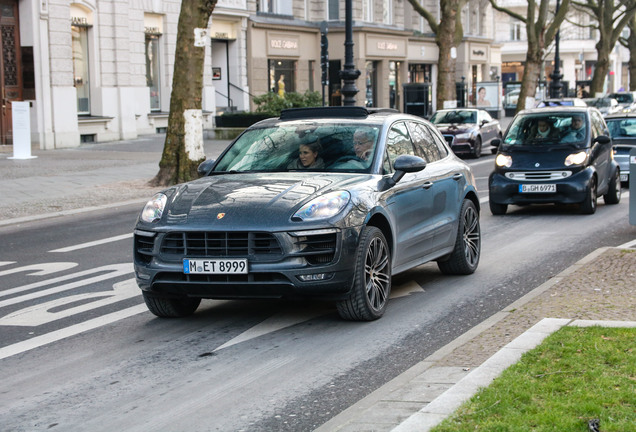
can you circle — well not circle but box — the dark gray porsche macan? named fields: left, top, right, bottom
left=134, top=107, right=481, bottom=321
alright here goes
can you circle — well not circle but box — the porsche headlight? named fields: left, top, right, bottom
left=293, top=191, right=350, bottom=221
left=141, top=193, right=167, bottom=223
left=495, top=154, right=513, bottom=168
left=564, top=151, right=587, bottom=166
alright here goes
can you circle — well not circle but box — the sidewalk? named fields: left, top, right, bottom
left=1, top=130, right=635, bottom=431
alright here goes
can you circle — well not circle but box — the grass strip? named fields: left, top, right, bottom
left=432, top=326, right=636, bottom=432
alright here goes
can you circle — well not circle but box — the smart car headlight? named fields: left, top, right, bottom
left=141, top=193, right=167, bottom=223
left=495, top=154, right=512, bottom=168
left=293, top=191, right=350, bottom=221
left=564, top=151, right=587, bottom=166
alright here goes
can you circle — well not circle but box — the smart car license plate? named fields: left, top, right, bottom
left=519, top=184, right=556, bottom=193
left=183, top=258, right=248, bottom=274
left=620, top=173, right=628, bottom=182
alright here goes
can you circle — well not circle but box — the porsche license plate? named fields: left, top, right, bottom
left=183, top=258, right=248, bottom=274
left=519, top=184, right=556, bottom=193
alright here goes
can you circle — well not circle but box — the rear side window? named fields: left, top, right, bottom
left=407, top=121, right=446, bottom=162
left=384, top=122, right=416, bottom=173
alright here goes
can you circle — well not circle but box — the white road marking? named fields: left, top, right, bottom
left=618, top=238, right=636, bottom=248
left=0, top=261, right=16, bottom=267
left=49, top=233, right=133, bottom=253
left=0, top=279, right=139, bottom=326
left=0, top=304, right=147, bottom=360
left=0, top=263, right=132, bottom=306
left=0, top=262, right=78, bottom=278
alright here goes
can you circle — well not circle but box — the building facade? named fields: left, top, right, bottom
left=10, top=0, right=627, bottom=150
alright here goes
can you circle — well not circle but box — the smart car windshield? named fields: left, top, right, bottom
left=212, top=123, right=380, bottom=173
left=430, top=110, right=476, bottom=125
left=504, top=113, right=588, bottom=148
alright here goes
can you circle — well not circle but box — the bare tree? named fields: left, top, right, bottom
left=570, top=0, right=636, bottom=95
left=618, top=14, right=636, bottom=90
left=405, top=0, right=468, bottom=109
left=150, top=0, right=218, bottom=187
left=490, top=0, right=570, bottom=113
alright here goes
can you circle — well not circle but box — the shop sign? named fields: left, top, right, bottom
left=366, top=35, right=406, bottom=57
left=267, top=32, right=300, bottom=56
left=470, top=44, right=488, bottom=62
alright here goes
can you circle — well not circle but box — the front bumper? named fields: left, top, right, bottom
left=489, top=168, right=593, bottom=206
left=133, top=226, right=362, bottom=301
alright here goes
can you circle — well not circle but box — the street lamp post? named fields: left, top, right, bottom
left=549, top=0, right=563, bottom=98
left=339, top=0, right=360, bottom=106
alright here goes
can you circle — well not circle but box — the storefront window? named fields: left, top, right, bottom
left=145, top=33, right=161, bottom=111
left=409, top=64, right=431, bottom=84
left=365, top=61, right=378, bottom=107
left=389, top=61, right=401, bottom=109
left=71, top=24, right=90, bottom=115
left=268, top=59, right=296, bottom=95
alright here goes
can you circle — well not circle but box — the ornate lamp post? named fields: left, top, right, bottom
left=339, top=0, right=360, bottom=106
left=549, top=0, right=563, bottom=98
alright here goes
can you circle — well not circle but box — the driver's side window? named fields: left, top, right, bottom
left=384, top=122, right=415, bottom=173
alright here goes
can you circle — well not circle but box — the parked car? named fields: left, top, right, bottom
left=134, top=107, right=481, bottom=321
left=583, top=97, right=622, bottom=117
left=608, top=91, right=636, bottom=113
left=488, top=107, right=621, bottom=215
left=429, top=108, right=502, bottom=158
left=535, top=98, right=587, bottom=108
left=605, top=112, right=636, bottom=186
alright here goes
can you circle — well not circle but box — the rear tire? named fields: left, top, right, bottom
left=580, top=176, right=597, bottom=214
left=142, top=292, right=201, bottom=318
left=337, top=226, right=391, bottom=321
left=472, top=136, right=482, bottom=158
left=603, top=169, right=621, bottom=205
left=438, top=199, right=481, bottom=275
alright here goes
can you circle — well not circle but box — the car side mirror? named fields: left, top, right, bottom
left=197, top=159, right=216, bottom=176
left=380, top=155, right=427, bottom=190
left=594, top=135, right=611, bottom=145
left=480, top=120, right=488, bottom=127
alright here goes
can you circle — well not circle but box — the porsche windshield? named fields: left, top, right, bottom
left=212, top=123, right=380, bottom=173
left=503, top=113, right=588, bottom=148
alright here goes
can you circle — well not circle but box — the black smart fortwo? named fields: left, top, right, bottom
left=489, top=107, right=621, bottom=215
left=134, top=107, right=481, bottom=321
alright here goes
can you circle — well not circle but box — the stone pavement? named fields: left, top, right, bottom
left=1, top=128, right=635, bottom=431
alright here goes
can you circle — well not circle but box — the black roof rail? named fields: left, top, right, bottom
left=280, top=106, right=370, bottom=120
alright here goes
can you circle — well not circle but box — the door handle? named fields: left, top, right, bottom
left=422, top=181, right=433, bottom=189
left=453, top=173, right=464, bottom=181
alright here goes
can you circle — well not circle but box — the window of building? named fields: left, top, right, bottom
left=145, top=33, right=161, bottom=111
left=268, top=59, right=296, bottom=94
left=510, top=20, right=522, bottom=41
left=328, top=0, right=339, bottom=20
left=409, top=64, right=431, bottom=83
left=365, top=61, right=378, bottom=107
left=71, top=22, right=90, bottom=115
left=362, top=0, right=373, bottom=22
left=383, top=0, right=392, bottom=25
left=260, top=0, right=293, bottom=15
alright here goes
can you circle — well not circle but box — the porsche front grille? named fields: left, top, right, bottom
left=160, top=232, right=283, bottom=259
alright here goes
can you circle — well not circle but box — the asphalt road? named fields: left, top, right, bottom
left=0, top=153, right=633, bottom=431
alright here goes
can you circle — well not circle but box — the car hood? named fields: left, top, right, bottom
left=504, top=148, right=585, bottom=170
left=157, top=172, right=373, bottom=227
left=435, top=124, right=475, bottom=134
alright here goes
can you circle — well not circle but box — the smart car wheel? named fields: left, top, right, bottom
left=603, top=169, right=621, bottom=205
left=337, top=226, right=391, bottom=321
left=142, top=292, right=201, bottom=318
left=580, top=176, right=597, bottom=214
left=438, top=199, right=481, bottom=275
left=472, top=136, right=482, bottom=158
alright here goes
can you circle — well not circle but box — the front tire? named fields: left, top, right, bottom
left=489, top=200, right=508, bottom=215
left=580, top=176, right=597, bottom=214
left=472, top=136, right=482, bottom=158
left=142, top=292, right=201, bottom=318
left=337, top=226, right=391, bottom=321
left=603, top=169, right=621, bottom=205
left=438, top=199, right=481, bottom=275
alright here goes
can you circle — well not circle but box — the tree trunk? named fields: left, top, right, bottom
left=436, top=15, right=458, bottom=109
left=590, top=39, right=611, bottom=96
left=150, top=0, right=217, bottom=187
left=517, top=47, right=544, bottom=114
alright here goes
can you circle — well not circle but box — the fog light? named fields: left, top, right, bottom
left=298, top=273, right=332, bottom=282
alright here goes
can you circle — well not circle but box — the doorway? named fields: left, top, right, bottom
left=0, top=0, right=23, bottom=145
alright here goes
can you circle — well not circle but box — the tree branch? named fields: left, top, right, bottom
left=488, top=0, right=527, bottom=23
